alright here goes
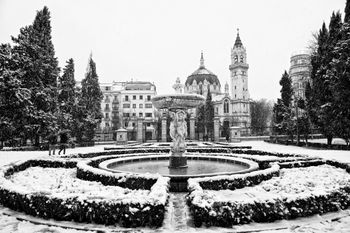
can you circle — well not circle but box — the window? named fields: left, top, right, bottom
left=105, top=96, right=110, bottom=102
left=139, top=104, right=143, bottom=108
left=147, top=95, right=151, bottom=101
left=133, top=95, right=136, bottom=100
left=124, top=122, right=128, bottom=127
left=132, top=122, right=136, bottom=127
left=240, top=55, right=244, bottom=63
left=132, top=113, right=136, bottom=117
left=234, top=55, right=238, bottom=63
left=139, top=112, right=143, bottom=117
left=125, top=95, right=129, bottom=101
left=132, top=104, right=136, bottom=108
left=234, top=86, right=236, bottom=90
left=105, top=113, right=109, bottom=119
left=224, top=100, right=229, bottom=113
left=123, top=113, right=130, bottom=117
left=145, top=113, right=152, bottom=118
left=235, top=94, right=236, bottom=98
left=105, top=104, right=110, bottom=111
left=215, top=107, right=218, bottom=114
left=123, top=104, right=130, bottom=108
left=105, top=87, right=110, bottom=91
left=145, top=104, right=152, bottom=108
left=139, top=95, right=143, bottom=100
left=146, top=123, right=151, bottom=127
left=105, top=123, right=109, bottom=127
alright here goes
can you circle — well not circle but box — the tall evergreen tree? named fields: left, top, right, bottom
left=204, top=88, right=214, bottom=140
left=273, top=71, right=294, bottom=139
left=58, top=59, right=76, bottom=131
left=308, top=16, right=342, bottom=145
left=345, top=0, right=350, bottom=23
left=0, top=44, right=32, bottom=146
left=11, top=6, right=59, bottom=145
left=329, top=15, right=350, bottom=145
left=250, top=99, right=272, bottom=135
left=79, top=54, right=103, bottom=141
left=280, top=71, right=293, bottom=107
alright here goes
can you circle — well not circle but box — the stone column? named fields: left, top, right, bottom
left=161, top=117, right=167, bottom=142
left=189, top=116, right=196, bottom=140
left=214, top=117, right=220, bottom=142
left=137, top=118, right=144, bottom=142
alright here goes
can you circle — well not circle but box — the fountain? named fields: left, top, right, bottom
left=151, top=94, right=205, bottom=168
left=99, top=93, right=259, bottom=191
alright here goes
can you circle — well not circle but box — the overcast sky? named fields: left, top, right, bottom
left=0, top=0, right=346, bottom=100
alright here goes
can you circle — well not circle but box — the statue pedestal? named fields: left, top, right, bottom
left=169, top=156, right=187, bottom=168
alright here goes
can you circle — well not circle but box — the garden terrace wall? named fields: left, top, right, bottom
left=0, top=159, right=169, bottom=228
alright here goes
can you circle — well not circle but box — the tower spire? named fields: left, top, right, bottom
left=234, top=28, right=243, bottom=47
left=200, top=51, right=205, bottom=68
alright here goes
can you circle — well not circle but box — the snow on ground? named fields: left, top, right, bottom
left=0, top=141, right=350, bottom=232
left=238, top=141, right=350, bottom=164
left=0, top=145, right=106, bottom=166
left=307, top=138, right=347, bottom=145
left=208, top=165, right=350, bottom=203
left=6, top=167, right=150, bottom=203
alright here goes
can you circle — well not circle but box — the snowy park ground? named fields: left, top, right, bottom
left=0, top=141, right=349, bottom=233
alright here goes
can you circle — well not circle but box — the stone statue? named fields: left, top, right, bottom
left=169, top=110, right=187, bottom=155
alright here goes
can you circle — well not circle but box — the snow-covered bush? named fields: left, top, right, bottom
left=0, top=159, right=169, bottom=227
left=188, top=163, right=280, bottom=191
left=187, top=164, right=350, bottom=227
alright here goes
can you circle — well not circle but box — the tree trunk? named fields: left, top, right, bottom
left=327, top=136, right=333, bottom=146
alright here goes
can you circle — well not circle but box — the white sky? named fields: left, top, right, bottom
left=0, top=0, right=346, bottom=100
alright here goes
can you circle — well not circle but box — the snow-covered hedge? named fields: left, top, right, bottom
left=64, top=147, right=307, bottom=160
left=187, top=165, right=350, bottom=227
left=76, top=154, right=162, bottom=190
left=188, top=163, right=280, bottom=191
left=0, top=159, right=169, bottom=227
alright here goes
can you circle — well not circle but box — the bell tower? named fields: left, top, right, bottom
left=229, top=29, right=250, bottom=100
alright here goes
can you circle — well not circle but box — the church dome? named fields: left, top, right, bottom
left=185, top=52, right=221, bottom=87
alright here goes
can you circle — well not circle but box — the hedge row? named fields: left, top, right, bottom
left=76, top=155, right=160, bottom=190
left=188, top=186, right=350, bottom=227
left=0, top=188, right=166, bottom=227
left=0, top=159, right=169, bottom=228
left=279, top=159, right=350, bottom=172
left=188, top=163, right=280, bottom=191
left=4, top=159, right=77, bottom=176
left=65, top=147, right=306, bottom=160
left=266, top=139, right=350, bottom=151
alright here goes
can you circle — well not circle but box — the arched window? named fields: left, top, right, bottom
left=224, top=100, right=229, bottom=113
left=240, top=55, right=244, bottom=63
left=234, top=55, right=238, bottom=63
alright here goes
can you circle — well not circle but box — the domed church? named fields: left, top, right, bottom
left=173, top=30, right=251, bottom=140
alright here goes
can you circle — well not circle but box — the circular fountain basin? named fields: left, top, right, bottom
left=99, top=154, right=259, bottom=191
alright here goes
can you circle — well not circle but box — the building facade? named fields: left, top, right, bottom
left=97, top=81, right=158, bottom=142
left=289, top=52, right=311, bottom=100
left=176, top=31, right=251, bottom=139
